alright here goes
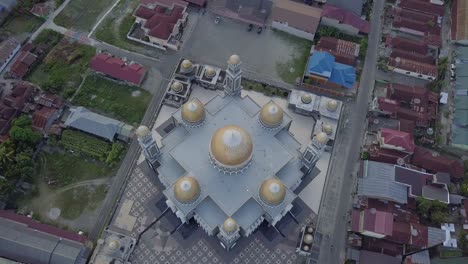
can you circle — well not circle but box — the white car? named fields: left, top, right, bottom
left=214, top=16, right=220, bottom=24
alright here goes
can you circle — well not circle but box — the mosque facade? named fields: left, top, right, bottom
left=137, top=55, right=328, bottom=250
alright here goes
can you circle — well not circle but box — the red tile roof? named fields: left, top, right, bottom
left=380, top=127, right=416, bottom=153
left=316, top=37, right=360, bottom=65
left=272, top=0, right=322, bottom=35
left=388, top=57, right=437, bottom=78
left=89, top=53, right=147, bottom=85
left=0, top=210, right=87, bottom=244
left=399, top=0, right=444, bottom=16
left=135, top=0, right=187, bottom=40
left=387, top=36, right=428, bottom=55
left=351, top=209, right=394, bottom=237
left=387, top=83, right=438, bottom=106
left=9, top=50, right=38, bottom=79
left=32, top=107, right=57, bottom=132
left=369, top=144, right=411, bottom=165
left=411, top=146, right=465, bottom=179
left=390, top=49, right=435, bottom=65
left=0, top=38, right=20, bottom=65
left=321, top=4, right=370, bottom=34
left=30, top=3, right=51, bottom=17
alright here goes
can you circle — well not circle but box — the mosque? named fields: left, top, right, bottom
left=136, top=55, right=331, bottom=250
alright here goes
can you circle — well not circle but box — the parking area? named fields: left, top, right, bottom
left=181, top=11, right=311, bottom=84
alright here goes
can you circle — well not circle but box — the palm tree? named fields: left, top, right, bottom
left=0, top=144, right=14, bottom=169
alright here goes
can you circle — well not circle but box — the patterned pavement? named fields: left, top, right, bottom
left=108, top=162, right=316, bottom=264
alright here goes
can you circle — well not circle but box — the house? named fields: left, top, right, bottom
left=359, top=250, right=401, bottom=264
left=305, top=51, right=356, bottom=89
left=0, top=210, right=89, bottom=264
left=386, top=36, right=428, bottom=55
left=0, top=82, right=35, bottom=137
left=388, top=57, right=437, bottom=81
left=211, top=0, right=273, bottom=27
left=315, top=36, right=360, bottom=66
left=30, top=2, right=51, bottom=18
left=351, top=209, right=394, bottom=238
left=452, top=0, right=468, bottom=42
left=32, top=107, right=59, bottom=134
left=321, top=4, right=370, bottom=35
left=132, top=0, right=188, bottom=51
left=9, top=45, right=38, bottom=79
left=271, top=0, right=322, bottom=41
left=392, top=6, right=441, bottom=47
left=325, top=0, right=363, bottom=16
left=0, top=38, right=20, bottom=73
left=399, top=0, right=444, bottom=17
left=0, top=0, right=16, bottom=24
left=411, top=146, right=465, bottom=180
left=89, top=53, right=147, bottom=86
left=64, top=107, right=134, bottom=142
left=377, top=128, right=415, bottom=153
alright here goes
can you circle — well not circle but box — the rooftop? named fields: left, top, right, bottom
left=388, top=57, right=437, bottom=78
left=411, top=146, right=465, bottom=179
left=212, top=0, right=273, bottom=26
left=307, top=51, right=356, bottom=89
left=89, top=53, right=147, bottom=85
left=399, top=0, right=444, bottom=17
left=271, top=0, right=322, bottom=34
left=321, top=4, right=370, bottom=34
left=379, top=127, right=416, bottom=153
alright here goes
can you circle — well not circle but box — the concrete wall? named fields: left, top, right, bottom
left=271, top=21, right=315, bottom=41
left=321, top=17, right=360, bottom=36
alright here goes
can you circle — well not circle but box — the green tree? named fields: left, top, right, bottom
left=12, top=115, right=32, bottom=128
left=460, top=231, right=468, bottom=253
left=431, top=210, right=448, bottom=225
left=359, top=38, right=368, bottom=58
left=0, top=143, right=14, bottom=169
left=10, top=126, right=41, bottom=146
left=416, top=197, right=432, bottom=217
left=460, top=181, right=468, bottom=196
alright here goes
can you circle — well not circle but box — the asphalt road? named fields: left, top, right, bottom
left=313, top=1, right=385, bottom=263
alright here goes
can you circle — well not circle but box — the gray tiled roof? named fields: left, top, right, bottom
left=64, top=107, right=133, bottom=141
left=358, top=160, right=408, bottom=204
left=0, top=218, right=87, bottom=264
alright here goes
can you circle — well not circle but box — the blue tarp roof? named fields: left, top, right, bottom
left=307, top=51, right=356, bottom=89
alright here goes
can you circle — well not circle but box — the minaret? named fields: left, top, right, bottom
left=224, top=54, right=242, bottom=96
left=301, top=132, right=329, bottom=175
left=135, top=125, right=160, bottom=167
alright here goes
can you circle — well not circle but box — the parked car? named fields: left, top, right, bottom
left=257, top=27, right=263, bottom=34
left=214, top=16, right=220, bottom=24
left=247, top=24, right=253, bottom=31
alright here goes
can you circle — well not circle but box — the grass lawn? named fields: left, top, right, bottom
left=73, top=74, right=151, bottom=125
left=0, top=14, right=43, bottom=36
left=54, top=184, right=107, bottom=220
left=26, top=38, right=96, bottom=98
left=273, top=30, right=312, bottom=84
left=54, top=0, right=115, bottom=31
left=38, top=152, right=115, bottom=188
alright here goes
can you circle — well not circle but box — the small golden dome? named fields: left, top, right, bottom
left=228, top=54, right=240, bottom=65
left=260, top=101, right=283, bottom=128
left=135, top=125, right=150, bottom=138
left=223, top=217, right=238, bottom=233
left=301, top=94, right=312, bottom=104
left=303, top=234, right=313, bottom=244
left=327, top=99, right=338, bottom=112
left=171, top=81, right=183, bottom=93
left=315, top=132, right=329, bottom=144
left=210, top=125, right=253, bottom=167
left=205, top=67, right=216, bottom=78
left=322, top=123, right=333, bottom=135
left=174, top=176, right=200, bottom=204
left=181, top=98, right=205, bottom=125
left=181, top=59, right=192, bottom=69
left=259, top=178, right=286, bottom=206
left=107, top=239, right=120, bottom=251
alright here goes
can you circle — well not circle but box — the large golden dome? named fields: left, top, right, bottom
left=209, top=125, right=253, bottom=168
left=327, top=99, right=338, bottom=112
left=174, top=176, right=200, bottom=204
left=223, top=217, right=238, bottom=234
left=228, top=54, right=240, bottom=65
left=260, top=101, right=283, bottom=128
left=135, top=125, right=150, bottom=138
left=259, top=178, right=286, bottom=206
left=181, top=98, right=205, bottom=125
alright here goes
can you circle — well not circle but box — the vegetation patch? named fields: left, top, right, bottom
left=54, top=0, right=115, bottom=31
left=27, top=38, right=95, bottom=98
left=273, top=29, right=312, bottom=84
left=242, top=79, right=290, bottom=98
left=38, top=152, right=114, bottom=188
left=54, top=184, right=108, bottom=220
left=73, top=74, right=151, bottom=125
left=0, top=13, right=43, bottom=36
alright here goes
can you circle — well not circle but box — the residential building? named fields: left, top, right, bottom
left=325, top=0, right=363, bottom=16
left=0, top=0, right=16, bottom=24
left=411, top=146, right=465, bottom=181
left=30, top=2, right=51, bottom=18
left=386, top=36, right=428, bottom=55
left=451, top=0, right=468, bottom=43
left=321, top=4, right=370, bottom=35
left=305, top=51, right=357, bottom=89
left=452, top=46, right=468, bottom=149
left=89, top=53, right=147, bottom=86
left=315, top=36, right=360, bottom=66
left=211, top=0, right=273, bottom=27
left=399, top=0, right=444, bottom=17
left=377, top=128, right=416, bottom=154
left=359, top=250, right=401, bottom=264
left=31, top=93, right=63, bottom=135
left=64, top=107, right=134, bottom=142
left=388, top=57, right=437, bottom=81
left=271, top=0, right=322, bottom=41
left=351, top=209, right=394, bottom=238
left=0, top=210, right=89, bottom=264
left=0, top=38, right=20, bottom=73
left=9, top=44, right=38, bottom=79
left=132, top=0, right=188, bottom=51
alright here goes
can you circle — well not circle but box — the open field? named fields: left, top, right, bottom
left=26, top=38, right=95, bottom=98
left=54, top=0, right=115, bottom=31
left=55, top=184, right=108, bottom=220
left=0, top=14, right=43, bottom=37
left=73, top=74, right=151, bottom=125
